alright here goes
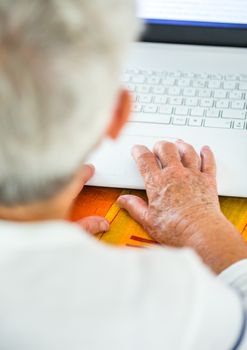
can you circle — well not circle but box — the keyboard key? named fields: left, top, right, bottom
left=132, top=94, right=137, bottom=102
left=223, top=81, right=237, bottom=90
left=154, top=115, right=171, bottom=124
left=208, top=80, right=221, bottom=89
left=214, top=90, right=227, bottom=99
left=239, top=83, right=247, bottom=91
left=138, top=94, right=153, bottom=103
left=233, top=120, right=245, bottom=130
left=132, top=103, right=142, bottom=113
left=170, top=72, right=182, bottom=78
left=185, top=98, right=198, bottom=107
left=216, top=100, right=230, bottom=109
left=177, top=79, right=190, bottom=87
left=143, top=104, right=158, bottom=113
left=229, top=91, right=243, bottom=100
left=123, top=74, right=131, bottom=83
left=173, top=116, right=187, bottom=125
left=147, top=76, right=160, bottom=85
left=126, top=84, right=135, bottom=92
left=152, top=86, right=165, bottom=95
left=231, top=100, right=245, bottom=110
left=159, top=71, right=169, bottom=77
left=222, top=110, right=246, bottom=119
left=204, top=118, right=232, bottom=128
left=159, top=105, right=173, bottom=115
left=132, top=75, right=146, bottom=84
left=169, top=97, right=183, bottom=105
left=126, top=69, right=140, bottom=75
left=226, top=74, right=239, bottom=81
left=188, top=117, right=203, bottom=127
left=183, top=88, right=196, bottom=97
left=192, top=80, right=206, bottom=88
left=154, top=96, right=167, bottom=104
left=191, top=107, right=205, bottom=117
left=132, top=113, right=171, bottom=124
left=240, top=74, right=247, bottom=82
left=206, top=108, right=220, bottom=118
left=200, top=99, right=214, bottom=108
left=186, top=72, right=196, bottom=78
left=175, top=107, right=189, bottom=116
left=162, top=77, right=176, bottom=86
left=167, top=87, right=181, bottom=96
left=198, top=89, right=212, bottom=98
left=210, top=74, right=223, bottom=80
left=142, top=70, right=155, bottom=76
left=196, top=73, right=209, bottom=79
left=136, top=85, right=150, bottom=94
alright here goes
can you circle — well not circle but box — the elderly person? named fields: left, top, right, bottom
left=0, top=0, right=247, bottom=349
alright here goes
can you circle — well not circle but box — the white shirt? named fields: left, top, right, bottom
left=0, top=220, right=246, bottom=350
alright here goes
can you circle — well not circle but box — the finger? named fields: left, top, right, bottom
left=81, top=164, right=95, bottom=184
left=176, top=140, right=201, bottom=170
left=200, top=146, right=216, bottom=176
left=78, top=216, right=109, bottom=235
left=153, top=141, right=182, bottom=168
left=72, top=164, right=95, bottom=200
left=132, top=145, right=160, bottom=184
left=117, top=195, right=149, bottom=227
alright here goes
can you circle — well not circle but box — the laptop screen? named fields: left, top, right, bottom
left=138, top=0, right=247, bottom=29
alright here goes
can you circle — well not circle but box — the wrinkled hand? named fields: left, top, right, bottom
left=117, top=140, right=221, bottom=246
left=76, top=165, right=109, bottom=235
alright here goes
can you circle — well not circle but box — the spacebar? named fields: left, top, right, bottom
left=204, top=118, right=232, bottom=128
left=131, top=113, right=171, bottom=124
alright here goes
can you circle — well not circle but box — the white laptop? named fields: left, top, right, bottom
left=87, top=0, right=247, bottom=198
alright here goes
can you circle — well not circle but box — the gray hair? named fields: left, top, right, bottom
left=0, top=0, right=139, bottom=206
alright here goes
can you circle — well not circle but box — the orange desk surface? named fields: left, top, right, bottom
left=71, top=186, right=247, bottom=248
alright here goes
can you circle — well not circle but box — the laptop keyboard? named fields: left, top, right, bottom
left=123, top=69, right=247, bottom=130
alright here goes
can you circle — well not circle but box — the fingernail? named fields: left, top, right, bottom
left=131, top=145, right=149, bottom=158
left=87, top=164, right=95, bottom=170
left=175, top=141, right=185, bottom=152
left=117, top=195, right=132, bottom=207
left=176, top=139, right=184, bottom=143
left=100, top=221, right=109, bottom=232
left=117, top=197, right=126, bottom=207
left=118, top=195, right=132, bottom=201
left=202, top=145, right=211, bottom=151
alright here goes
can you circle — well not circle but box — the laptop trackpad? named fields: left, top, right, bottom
left=86, top=134, right=179, bottom=189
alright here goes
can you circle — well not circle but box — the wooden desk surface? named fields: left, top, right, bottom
left=71, top=187, right=247, bottom=248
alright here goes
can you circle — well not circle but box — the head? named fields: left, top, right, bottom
left=0, top=0, right=139, bottom=219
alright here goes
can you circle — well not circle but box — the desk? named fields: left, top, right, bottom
left=71, top=187, right=247, bottom=248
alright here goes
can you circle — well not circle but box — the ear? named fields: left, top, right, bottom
left=106, top=89, right=132, bottom=140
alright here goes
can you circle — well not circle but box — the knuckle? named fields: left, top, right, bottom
left=184, top=144, right=197, bottom=156
left=154, top=140, right=164, bottom=150
left=185, top=143, right=194, bottom=152
left=146, top=214, right=156, bottom=227
left=138, top=154, right=155, bottom=172
left=144, top=212, right=162, bottom=235
left=154, top=140, right=172, bottom=152
left=137, top=152, right=151, bottom=164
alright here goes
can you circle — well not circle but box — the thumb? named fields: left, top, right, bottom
left=71, top=164, right=95, bottom=200
left=78, top=216, right=109, bottom=235
left=117, top=195, right=149, bottom=227
left=81, top=164, right=95, bottom=184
